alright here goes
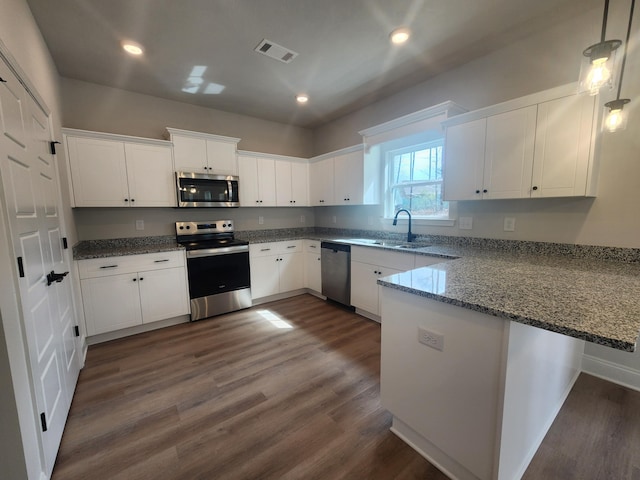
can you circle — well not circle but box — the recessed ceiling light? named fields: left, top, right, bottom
left=122, top=41, right=144, bottom=56
left=296, top=94, right=309, bottom=104
left=390, top=27, right=411, bottom=45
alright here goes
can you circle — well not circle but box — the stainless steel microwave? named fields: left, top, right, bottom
left=176, top=172, right=239, bottom=207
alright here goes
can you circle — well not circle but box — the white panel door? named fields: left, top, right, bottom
left=138, top=267, right=189, bottom=323
left=205, top=139, right=237, bottom=175
left=279, top=252, right=304, bottom=293
left=0, top=60, right=78, bottom=476
left=238, top=155, right=260, bottom=206
left=249, top=255, right=280, bottom=299
left=443, top=119, right=486, bottom=201
left=483, top=106, right=537, bottom=199
left=274, top=160, right=293, bottom=206
left=309, top=157, right=334, bottom=205
left=532, top=95, right=595, bottom=198
left=124, top=143, right=175, bottom=206
left=256, top=157, right=277, bottom=206
left=172, top=134, right=207, bottom=173
left=66, top=136, right=129, bottom=206
left=290, top=161, right=308, bottom=206
left=304, top=252, right=321, bottom=293
left=334, top=150, right=363, bottom=204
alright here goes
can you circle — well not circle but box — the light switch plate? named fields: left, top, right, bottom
left=135, top=220, right=144, bottom=231
left=459, top=217, right=473, bottom=230
left=258, top=216, right=264, bottom=225
left=504, top=217, right=516, bottom=232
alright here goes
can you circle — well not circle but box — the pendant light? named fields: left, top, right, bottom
left=578, top=0, right=622, bottom=95
left=603, top=0, right=635, bottom=132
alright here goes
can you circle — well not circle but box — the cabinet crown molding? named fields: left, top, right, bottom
left=309, top=144, right=364, bottom=163
left=358, top=101, right=467, bottom=138
left=442, top=83, right=580, bottom=127
left=62, top=128, right=171, bottom=146
left=237, top=150, right=308, bottom=163
left=165, top=127, right=240, bottom=144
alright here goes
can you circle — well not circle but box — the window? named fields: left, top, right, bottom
left=385, top=139, right=449, bottom=219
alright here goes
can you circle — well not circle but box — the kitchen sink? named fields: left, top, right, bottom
left=341, top=238, right=429, bottom=249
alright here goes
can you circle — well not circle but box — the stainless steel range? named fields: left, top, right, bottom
left=176, top=220, right=251, bottom=321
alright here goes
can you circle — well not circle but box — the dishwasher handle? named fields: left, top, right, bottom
left=320, top=241, right=351, bottom=253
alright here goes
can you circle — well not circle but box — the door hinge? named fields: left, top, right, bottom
left=49, top=141, right=61, bottom=155
left=62, top=237, right=68, bottom=249
left=40, top=412, right=47, bottom=432
left=17, top=257, right=24, bottom=277
left=74, top=325, right=80, bottom=337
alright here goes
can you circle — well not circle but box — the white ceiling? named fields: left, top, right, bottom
left=26, top=0, right=599, bottom=128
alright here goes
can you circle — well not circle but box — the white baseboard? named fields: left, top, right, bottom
left=582, top=354, right=640, bottom=392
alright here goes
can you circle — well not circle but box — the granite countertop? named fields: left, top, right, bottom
left=73, top=236, right=183, bottom=260
left=72, top=231, right=640, bottom=352
left=378, top=250, right=640, bottom=352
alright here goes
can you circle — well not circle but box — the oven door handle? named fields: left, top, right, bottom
left=186, top=245, right=249, bottom=258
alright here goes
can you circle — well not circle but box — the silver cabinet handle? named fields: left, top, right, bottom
left=260, top=248, right=271, bottom=252
left=100, top=265, right=118, bottom=269
left=154, top=259, right=170, bottom=263
left=286, top=245, right=297, bottom=249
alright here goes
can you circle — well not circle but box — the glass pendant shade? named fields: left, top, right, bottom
left=578, top=40, right=621, bottom=95
left=603, top=99, right=630, bottom=132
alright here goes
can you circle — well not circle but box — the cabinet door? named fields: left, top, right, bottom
left=483, top=106, right=537, bottom=199
left=274, top=160, right=293, bottom=206
left=256, top=157, right=277, bottom=206
left=138, top=267, right=189, bottom=323
left=238, top=155, right=260, bottom=206
left=172, top=134, right=208, bottom=173
left=351, top=261, right=381, bottom=315
left=81, top=274, right=142, bottom=335
left=206, top=139, right=237, bottom=175
left=67, top=136, right=129, bottom=206
left=334, top=150, right=363, bottom=204
left=309, top=157, right=334, bottom=205
left=250, top=255, right=280, bottom=299
left=443, top=119, right=486, bottom=201
left=290, top=162, right=309, bottom=206
left=532, top=95, right=595, bottom=198
left=304, top=251, right=322, bottom=293
left=124, top=143, right=176, bottom=207
left=279, top=252, right=304, bottom=293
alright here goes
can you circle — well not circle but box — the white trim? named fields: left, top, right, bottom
left=0, top=38, right=50, bottom=115
left=237, top=150, right=308, bottom=163
left=165, top=127, right=240, bottom=144
left=358, top=101, right=467, bottom=137
left=62, top=128, right=172, bottom=146
left=309, top=144, right=364, bottom=163
left=442, top=83, right=579, bottom=127
left=582, top=354, right=640, bottom=392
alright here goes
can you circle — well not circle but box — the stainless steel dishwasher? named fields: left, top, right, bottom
left=321, top=241, right=351, bottom=306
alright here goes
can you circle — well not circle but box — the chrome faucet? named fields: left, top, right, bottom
left=392, top=209, right=416, bottom=242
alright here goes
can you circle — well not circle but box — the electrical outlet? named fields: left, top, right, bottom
left=300, top=215, right=305, bottom=223
left=418, top=326, right=444, bottom=351
left=459, top=216, right=473, bottom=230
left=368, top=216, right=374, bottom=226
left=332, top=215, right=337, bottom=224
left=504, top=217, right=516, bottom=232
left=135, top=220, right=144, bottom=231
left=258, top=216, right=264, bottom=225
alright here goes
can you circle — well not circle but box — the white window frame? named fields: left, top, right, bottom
left=383, top=139, right=455, bottom=225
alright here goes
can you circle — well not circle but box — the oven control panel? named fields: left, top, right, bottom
left=176, top=220, right=234, bottom=236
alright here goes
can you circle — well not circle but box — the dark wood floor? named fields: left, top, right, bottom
left=53, top=294, right=640, bottom=480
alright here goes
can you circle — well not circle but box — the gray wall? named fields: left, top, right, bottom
left=61, top=77, right=315, bottom=158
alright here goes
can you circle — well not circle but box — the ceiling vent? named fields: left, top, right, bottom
left=254, top=39, right=298, bottom=64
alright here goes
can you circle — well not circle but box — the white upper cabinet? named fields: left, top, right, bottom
left=237, top=154, right=277, bottom=206
left=442, top=84, right=597, bottom=201
left=275, top=159, right=308, bottom=206
left=309, top=146, right=379, bottom=206
left=64, top=129, right=175, bottom=207
left=309, top=157, right=335, bottom=206
left=167, top=127, right=239, bottom=175
left=531, top=94, right=596, bottom=197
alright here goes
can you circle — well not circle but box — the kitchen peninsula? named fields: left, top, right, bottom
left=378, top=245, right=640, bottom=480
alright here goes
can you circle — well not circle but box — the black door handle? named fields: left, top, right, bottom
left=46, top=270, right=68, bottom=286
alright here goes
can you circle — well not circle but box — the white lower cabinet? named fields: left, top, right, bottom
left=250, top=241, right=304, bottom=299
left=304, top=240, right=322, bottom=293
left=351, top=246, right=448, bottom=318
left=78, top=251, right=189, bottom=336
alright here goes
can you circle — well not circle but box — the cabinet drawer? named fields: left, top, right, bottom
left=351, top=246, right=415, bottom=271
left=250, top=240, right=303, bottom=257
left=78, top=250, right=185, bottom=279
left=304, top=239, right=321, bottom=253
